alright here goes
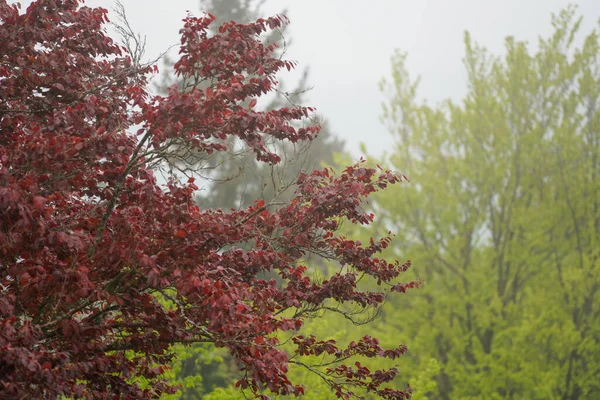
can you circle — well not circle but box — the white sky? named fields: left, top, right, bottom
left=32, top=1, right=600, bottom=156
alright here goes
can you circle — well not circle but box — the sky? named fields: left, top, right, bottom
left=57, top=1, right=600, bottom=157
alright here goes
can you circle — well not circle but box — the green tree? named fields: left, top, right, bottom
left=373, top=6, right=600, bottom=399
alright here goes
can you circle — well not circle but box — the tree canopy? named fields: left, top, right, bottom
left=373, top=5, right=600, bottom=399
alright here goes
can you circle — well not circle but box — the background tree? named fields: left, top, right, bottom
left=155, top=0, right=344, bottom=211
left=0, top=1, right=415, bottom=398
left=371, top=5, right=600, bottom=399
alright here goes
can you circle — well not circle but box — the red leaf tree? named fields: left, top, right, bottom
left=0, top=1, right=418, bottom=398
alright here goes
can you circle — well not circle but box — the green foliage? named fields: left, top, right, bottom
left=409, top=359, right=440, bottom=400
left=203, top=387, right=245, bottom=400
left=372, top=5, right=600, bottom=399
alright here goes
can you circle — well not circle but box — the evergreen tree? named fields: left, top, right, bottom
left=155, top=0, right=344, bottom=211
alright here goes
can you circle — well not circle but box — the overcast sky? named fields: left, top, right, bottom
left=78, top=1, right=600, bottom=157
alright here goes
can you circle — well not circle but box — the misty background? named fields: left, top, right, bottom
left=81, top=0, right=600, bottom=157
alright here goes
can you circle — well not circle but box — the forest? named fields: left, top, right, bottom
left=1, top=0, right=598, bottom=399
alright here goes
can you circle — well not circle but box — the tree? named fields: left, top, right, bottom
left=374, top=5, right=600, bottom=399
left=0, top=1, right=417, bottom=398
